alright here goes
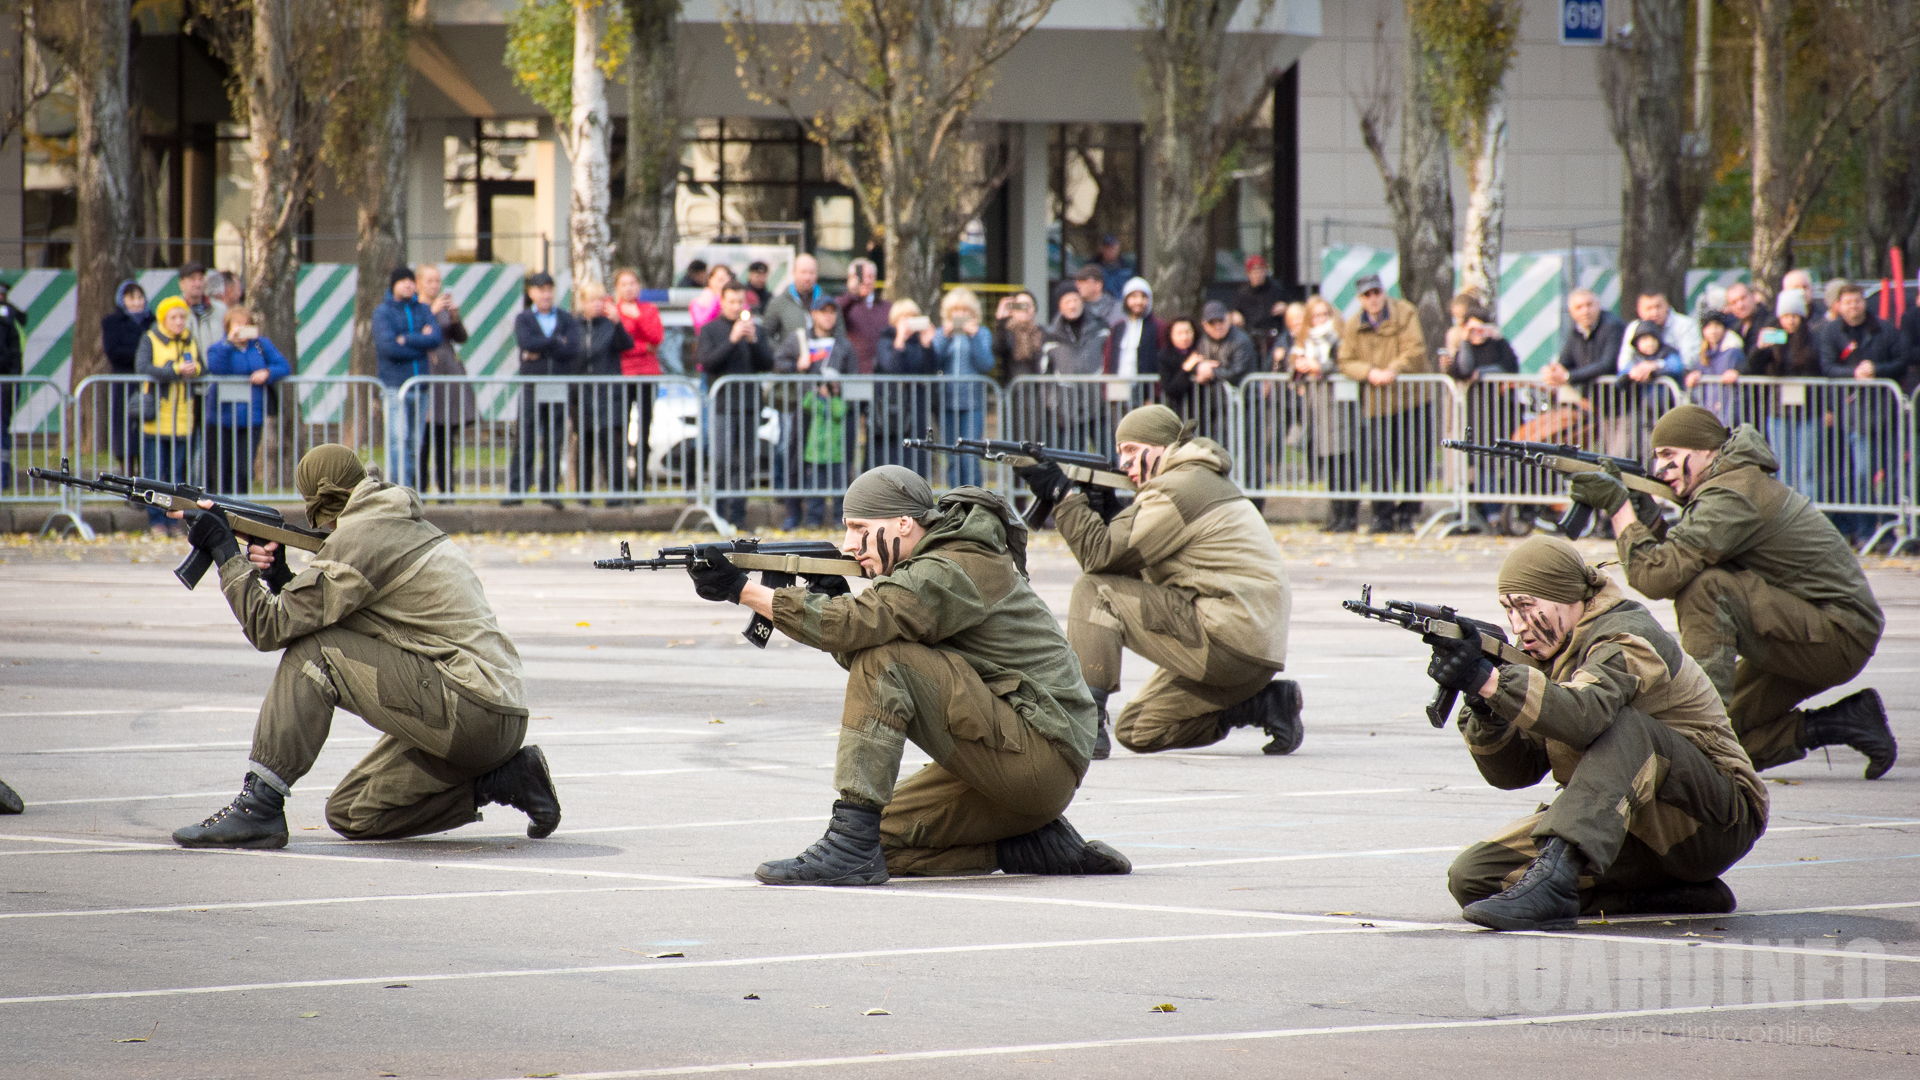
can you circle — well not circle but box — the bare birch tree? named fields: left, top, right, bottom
left=620, top=0, right=682, bottom=288
left=721, top=0, right=1051, bottom=308
left=2, top=2, right=69, bottom=147
left=1736, top=0, right=1918, bottom=287
left=36, top=0, right=135, bottom=390
left=1137, top=0, right=1288, bottom=317
left=1408, top=0, right=1517, bottom=305
left=1599, top=0, right=1706, bottom=307
left=1354, top=8, right=1455, bottom=349
left=506, top=0, right=628, bottom=291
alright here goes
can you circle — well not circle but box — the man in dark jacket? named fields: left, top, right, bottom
left=372, top=267, right=444, bottom=491
left=1816, top=282, right=1909, bottom=541
left=100, top=280, right=155, bottom=471
left=1230, top=254, right=1288, bottom=348
left=1543, top=288, right=1626, bottom=388
left=508, top=272, right=581, bottom=506
left=574, top=287, right=636, bottom=499
left=1714, top=282, right=1772, bottom=351
left=697, top=281, right=774, bottom=527
left=0, top=279, right=20, bottom=488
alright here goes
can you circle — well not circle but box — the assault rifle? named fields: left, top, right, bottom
left=1441, top=434, right=1677, bottom=539
left=595, top=538, right=864, bottom=648
left=901, top=434, right=1134, bottom=527
left=28, top=460, right=327, bottom=591
left=1341, top=585, right=1534, bottom=728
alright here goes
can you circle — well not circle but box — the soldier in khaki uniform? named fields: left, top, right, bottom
left=170, top=445, right=560, bottom=849
left=687, top=466, right=1128, bottom=884
left=1438, top=537, right=1768, bottom=930
left=1023, top=404, right=1301, bottom=758
left=1570, top=405, right=1895, bottom=779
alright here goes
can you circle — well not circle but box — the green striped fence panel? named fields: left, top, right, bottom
left=1686, top=268, right=1750, bottom=315
left=1498, top=253, right=1566, bottom=373
left=437, top=263, right=529, bottom=421
left=1319, top=245, right=1400, bottom=317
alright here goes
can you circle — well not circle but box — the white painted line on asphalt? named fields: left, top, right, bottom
left=0, top=707, right=258, bottom=718
left=330, top=815, right=831, bottom=842
left=21, top=725, right=721, bottom=754
left=819, top=887, right=1439, bottom=929
left=553, top=765, right=793, bottom=780
left=1599, top=898, right=1920, bottom=923
left=32, top=790, right=239, bottom=806
left=0, top=885, right=726, bottom=921
left=0, top=833, right=173, bottom=848
left=458, top=994, right=1920, bottom=1078
left=1765, top=819, right=1920, bottom=832
left=1076, top=794, right=1243, bottom=806
left=1133, top=845, right=1465, bottom=870
left=0, top=846, right=159, bottom=856
left=0, top=926, right=1423, bottom=1007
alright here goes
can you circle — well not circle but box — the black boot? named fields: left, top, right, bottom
left=173, top=774, right=288, bottom=849
left=1326, top=500, right=1358, bottom=533
left=756, top=800, right=890, bottom=885
left=0, top=776, right=22, bottom=815
left=1260, top=680, right=1305, bottom=756
left=997, top=817, right=1130, bottom=875
left=477, top=745, right=563, bottom=838
left=1369, top=506, right=1397, bottom=534
left=1089, top=691, right=1112, bottom=761
left=1461, top=835, right=1583, bottom=931
left=1585, top=877, right=1736, bottom=918
left=1218, top=681, right=1305, bottom=756
left=1801, top=689, right=1897, bottom=779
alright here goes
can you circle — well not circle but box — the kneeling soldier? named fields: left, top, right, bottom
left=1026, top=404, right=1299, bottom=758
left=687, top=465, right=1128, bottom=884
left=171, top=444, right=559, bottom=848
left=1569, top=405, right=1895, bottom=779
left=1444, top=536, right=1768, bottom=930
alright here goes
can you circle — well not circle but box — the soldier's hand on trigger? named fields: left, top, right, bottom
left=802, top=573, right=852, bottom=597
left=1567, top=465, right=1628, bottom=516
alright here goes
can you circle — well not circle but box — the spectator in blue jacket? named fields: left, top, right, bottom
left=371, top=266, right=442, bottom=489
left=202, top=305, right=291, bottom=495
left=931, top=286, right=996, bottom=487
left=1624, top=325, right=1686, bottom=380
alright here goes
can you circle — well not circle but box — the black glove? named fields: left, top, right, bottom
left=263, top=544, right=296, bottom=594
left=1627, top=489, right=1661, bottom=528
left=802, top=572, right=852, bottom=598
left=187, top=511, right=241, bottom=566
left=1427, top=621, right=1496, bottom=696
left=1014, top=461, right=1073, bottom=504
left=687, top=543, right=749, bottom=603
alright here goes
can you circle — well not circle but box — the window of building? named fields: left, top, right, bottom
left=444, top=119, right=544, bottom=266
left=676, top=118, right=860, bottom=276
left=1050, top=124, right=1142, bottom=282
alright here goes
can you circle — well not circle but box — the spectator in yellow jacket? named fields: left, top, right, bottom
left=136, top=296, right=203, bottom=534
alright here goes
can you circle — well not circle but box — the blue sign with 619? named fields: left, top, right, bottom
left=1561, top=0, right=1605, bottom=44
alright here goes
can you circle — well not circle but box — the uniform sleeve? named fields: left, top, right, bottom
left=1616, top=484, right=1764, bottom=600
left=217, top=552, right=377, bottom=653
left=1483, top=636, right=1661, bottom=751
left=769, top=556, right=989, bottom=654
left=1052, top=491, right=1149, bottom=575
left=1457, top=699, right=1552, bottom=790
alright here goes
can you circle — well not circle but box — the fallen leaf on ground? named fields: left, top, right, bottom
left=114, top=1037, right=147, bottom=1043
left=1798, top=856, right=1820, bottom=862
left=1150, top=1003, right=1177, bottom=1012
left=299, top=1012, right=320, bottom=1018
left=384, top=983, right=410, bottom=989
left=650, top=951, right=685, bottom=959
left=743, top=993, right=760, bottom=1000
left=1358, top=922, right=1376, bottom=928
left=575, top=622, right=590, bottom=627
left=864, top=1008, right=891, bottom=1016
left=1324, top=911, right=1356, bottom=916
left=527, top=1073, right=561, bottom=1078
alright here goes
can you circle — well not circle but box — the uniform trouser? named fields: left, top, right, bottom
left=1448, top=707, right=1763, bottom=912
left=250, top=626, right=528, bottom=840
left=1066, top=574, right=1278, bottom=753
left=1672, top=566, right=1877, bottom=770
left=834, top=640, right=1086, bottom=876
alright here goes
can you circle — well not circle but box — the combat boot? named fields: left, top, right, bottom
left=756, top=800, right=890, bottom=886
left=1801, top=689, right=1897, bottom=779
left=477, top=745, right=563, bottom=838
left=1461, top=835, right=1583, bottom=931
left=1219, top=681, right=1305, bottom=756
left=998, top=817, right=1130, bottom=875
left=0, top=775, right=22, bottom=815
left=173, top=773, right=288, bottom=849
left=1585, top=877, right=1735, bottom=918
left=1091, top=707, right=1112, bottom=760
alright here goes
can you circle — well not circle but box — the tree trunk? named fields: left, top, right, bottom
left=566, top=0, right=611, bottom=291
left=620, top=0, right=680, bottom=288
left=1398, top=31, right=1455, bottom=351
left=1860, top=0, right=1919, bottom=277
left=71, top=0, right=137, bottom=397
left=244, top=0, right=302, bottom=362
left=1601, top=0, right=1701, bottom=307
left=346, top=64, right=407, bottom=469
left=1458, top=96, right=1506, bottom=304
left=1141, top=0, right=1247, bottom=318
left=1146, top=115, right=1209, bottom=318
left=1747, top=0, right=1792, bottom=289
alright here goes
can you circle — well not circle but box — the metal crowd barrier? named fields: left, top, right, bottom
left=1684, top=375, right=1910, bottom=553
left=67, top=374, right=386, bottom=506
left=1446, top=374, right=1684, bottom=534
left=0, top=375, right=86, bottom=535
left=1238, top=372, right=1464, bottom=534
left=1002, top=373, right=1239, bottom=474
left=705, top=373, right=1001, bottom=528
left=390, top=375, right=707, bottom=522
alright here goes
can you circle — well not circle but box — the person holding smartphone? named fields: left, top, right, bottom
left=203, top=306, right=291, bottom=495
left=932, top=287, right=995, bottom=487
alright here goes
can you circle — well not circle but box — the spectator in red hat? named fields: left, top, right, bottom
left=1231, top=254, right=1288, bottom=349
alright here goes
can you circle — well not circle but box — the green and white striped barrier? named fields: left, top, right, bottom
left=1686, top=268, right=1750, bottom=315
left=0, top=262, right=542, bottom=428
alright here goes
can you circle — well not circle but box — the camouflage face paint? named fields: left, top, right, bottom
left=876, top=527, right=893, bottom=574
